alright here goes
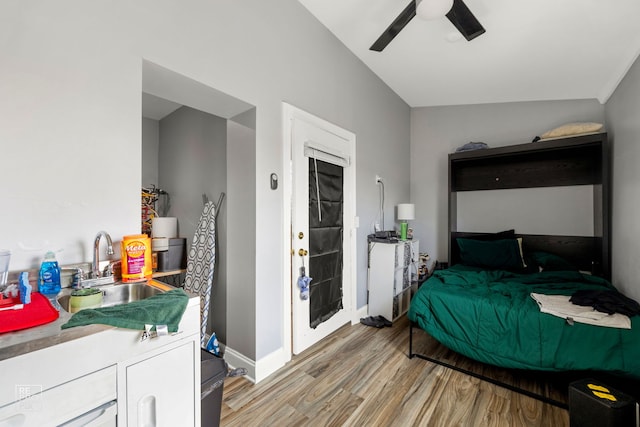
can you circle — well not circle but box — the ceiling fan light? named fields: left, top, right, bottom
left=416, top=0, right=454, bottom=20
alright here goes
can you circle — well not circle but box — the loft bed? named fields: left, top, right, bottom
left=407, top=133, right=640, bottom=407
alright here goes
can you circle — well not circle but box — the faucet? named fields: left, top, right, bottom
left=92, top=231, right=114, bottom=279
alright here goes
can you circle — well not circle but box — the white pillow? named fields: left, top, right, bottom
left=540, top=122, right=604, bottom=140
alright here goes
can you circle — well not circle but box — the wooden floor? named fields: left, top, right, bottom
left=220, top=316, right=569, bottom=426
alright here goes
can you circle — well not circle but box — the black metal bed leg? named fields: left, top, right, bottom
left=408, top=321, right=415, bottom=359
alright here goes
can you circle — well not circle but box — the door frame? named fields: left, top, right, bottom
left=282, top=102, right=358, bottom=360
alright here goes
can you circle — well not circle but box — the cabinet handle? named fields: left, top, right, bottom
left=138, top=395, right=156, bottom=427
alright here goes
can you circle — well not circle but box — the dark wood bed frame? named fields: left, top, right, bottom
left=409, top=132, right=611, bottom=408
left=448, top=132, right=610, bottom=278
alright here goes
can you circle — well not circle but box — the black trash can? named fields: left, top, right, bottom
left=201, top=349, right=228, bottom=427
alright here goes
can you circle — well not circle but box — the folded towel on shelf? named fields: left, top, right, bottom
left=455, top=141, right=489, bottom=152
left=62, top=289, right=189, bottom=333
left=531, top=293, right=631, bottom=329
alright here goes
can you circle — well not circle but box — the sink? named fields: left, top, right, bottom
left=57, top=282, right=166, bottom=313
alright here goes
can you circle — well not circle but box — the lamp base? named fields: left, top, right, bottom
left=400, top=222, right=408, bottom=240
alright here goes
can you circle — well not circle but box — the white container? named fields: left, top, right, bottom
left=151, top=217, right=178, bottom=238
left=152, top=238, right=169, bottom=252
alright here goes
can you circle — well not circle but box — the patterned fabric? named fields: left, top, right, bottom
left=184, top=201, right=216, bottom=346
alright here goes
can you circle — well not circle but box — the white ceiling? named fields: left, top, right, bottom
left=299, top=0, right=640, bottom=107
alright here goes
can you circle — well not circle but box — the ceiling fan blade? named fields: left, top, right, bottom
left=446, top=0, right=485, bottom=41
left=370, top=0, right=417, bottom=52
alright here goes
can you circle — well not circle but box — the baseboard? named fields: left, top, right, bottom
left=255, top=347, right=288, bottom=383
left=223, top=305, right=366, bottom=384
left=224, top=347, right=257, bottom=383
left=223, top=346, right=288, bottom=384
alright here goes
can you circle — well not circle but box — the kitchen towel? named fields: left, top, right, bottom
left=61, top=289, right=189, bottom=333
left=0, top=292, right=59, bottom=333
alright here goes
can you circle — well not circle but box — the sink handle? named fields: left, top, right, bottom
left=62, top=267, right=85, bottom=289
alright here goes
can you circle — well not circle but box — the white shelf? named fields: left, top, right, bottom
left=367, top=239, right=419, bottom=322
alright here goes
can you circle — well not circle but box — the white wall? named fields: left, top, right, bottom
left=605, top=54, right=640, bottom=302
left=0, top=1, right=410, bottom=368
left=410, top=100, right=605, bottom=261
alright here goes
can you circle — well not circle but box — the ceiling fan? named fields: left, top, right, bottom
left=370, top=0, right=485, bottom=52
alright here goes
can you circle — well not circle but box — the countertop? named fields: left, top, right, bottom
left=0, top=279, right=197, bottom=362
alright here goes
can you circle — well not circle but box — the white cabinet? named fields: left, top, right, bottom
left=0, top=289, right=200, bottom=427
left=368, top=240, right=419, bottom=322
left=0, top=366, right=116, bottom=427
left=125, top=341, right=196, bottom=426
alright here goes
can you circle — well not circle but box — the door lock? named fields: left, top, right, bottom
left=298, top=232, right=304, bottom=239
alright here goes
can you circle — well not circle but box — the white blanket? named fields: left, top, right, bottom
left=530, top=293, right=631, bottom=329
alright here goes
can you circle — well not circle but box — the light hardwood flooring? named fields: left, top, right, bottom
left=221, top=315, right=569, bottom=426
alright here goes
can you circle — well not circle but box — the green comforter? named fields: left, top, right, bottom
left=407, top=265, right=640, bottom=378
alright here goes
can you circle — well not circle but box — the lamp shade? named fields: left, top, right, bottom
left=397, top=203, right=415, bottom=221
left=416, top=0, right=454, bottom=20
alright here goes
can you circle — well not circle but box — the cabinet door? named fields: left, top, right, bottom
left=126, top=342, right=196, bottom=426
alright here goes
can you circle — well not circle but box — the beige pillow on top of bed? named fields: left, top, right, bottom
left=540, top=122, right=604, bottom=140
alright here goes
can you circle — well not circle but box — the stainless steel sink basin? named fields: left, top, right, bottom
left=57, top=282, right=166, bottom=313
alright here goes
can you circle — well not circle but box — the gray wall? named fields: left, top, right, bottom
left=605, top=54, right=640, bottom=302
left=158, top=106, right=228, bottom=343
left=1, top=1, right=409, bottom=367
left=142, top=117, right=159, bottom=189
left=410, top=100, right=606, bottom=262
left=227, top=120, right=257, bottom=358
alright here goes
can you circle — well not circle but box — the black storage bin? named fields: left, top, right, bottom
left=569, top=378, right=637, bottom=427
left=157, top=238, right=187, bottom=272
left=201, top=349, right=227, bottom=427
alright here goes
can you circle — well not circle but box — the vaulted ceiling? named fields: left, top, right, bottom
left=299, top=0, right=640, bottom=107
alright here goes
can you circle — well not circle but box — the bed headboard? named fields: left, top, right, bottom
left=448, top=133, right=610, bottom=279
left=450, top=232, right=603, bottom=275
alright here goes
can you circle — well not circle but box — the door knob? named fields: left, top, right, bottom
left=298, top=249, right=308, bottom=257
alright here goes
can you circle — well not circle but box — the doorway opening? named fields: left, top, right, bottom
left=141, top=60, right=256, bottom=354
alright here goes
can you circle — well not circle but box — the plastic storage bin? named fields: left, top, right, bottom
left=157, top=238, right=187, bottom=272
left=201, top=349, right=227, bottom=427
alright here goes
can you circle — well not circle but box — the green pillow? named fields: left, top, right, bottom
left=457, top=238, right=525, bottom=270
left=531, top=251, right=577, bottom=271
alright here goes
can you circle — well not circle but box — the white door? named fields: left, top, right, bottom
left=287, top=105, right=356, bottom=355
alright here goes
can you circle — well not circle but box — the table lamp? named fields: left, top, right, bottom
left=397, top=203, right=415, bottom=240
